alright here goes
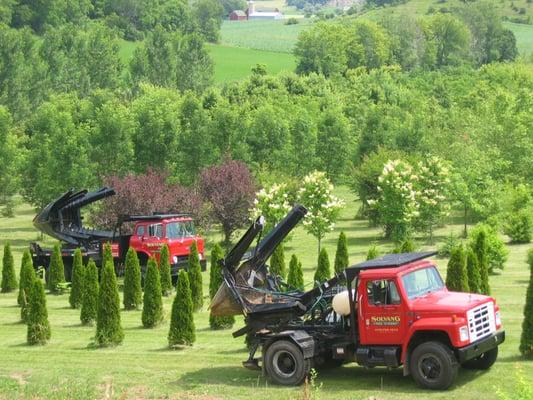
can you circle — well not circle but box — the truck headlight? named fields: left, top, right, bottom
left=172, top=256, right=178, bottom=264
left=459, top=325, right=469, bottom=342
left=495, top=311, right=501, bottom=327
left=199, top=253, right=203, bottom=260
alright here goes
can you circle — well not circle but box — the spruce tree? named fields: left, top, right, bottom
left=287, top=254, right=304, bottom=291
left=209, top=244, right=234, bottom=329
left=314, top=248, right=331, bottom=285
left=69, top=248, right=84, bottom=308
left=48, top=243, right=65, bottom=294
left=519, top=248, right=533, bottom=357
left=334, top=232, right=349, bottom=274
left=466, top=247, right=481, bottom=294
left=95, top=260, right=123, bottom=346
left=269, top=245, right=286, bottom=279
left=472, top=229, right=491, bottom=295
left=19, top=250, right=36, bottom=322
left=168, top=270, right=195, bottom=347
left=366, top=245, right=380, bottom=261
left=1, top=242, right=17, bottom=293
left=27, top=279, right=51, bottom=345
left=188, top=241, right=203, bottom=311
left=142, top=257, right=163, bottom=328
left=159, top=244, right=172, bottom=296
left=123, top=248, right=142, bottom=310
left=80, top=259, right=98, bottom=326
left=445, top=245, right=469, bottom=292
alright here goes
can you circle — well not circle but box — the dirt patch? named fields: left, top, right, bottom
left=9, top=371, right=30, bottom=386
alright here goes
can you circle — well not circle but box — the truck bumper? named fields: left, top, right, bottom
left=457, top=330, right=505, bottom=363
left=170, top=259, right=207, bottom=276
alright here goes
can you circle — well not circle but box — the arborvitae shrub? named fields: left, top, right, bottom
left=366, top=245, right=380, bottom=260
left=48, top=244, right=65, bottom=294
left=209, top=244, right=234, bottom=329
left=287, top=254, right=304, bottom=291
left=393, top=239, right=416, bottom=253
left=314, top=248, right=331, bottom=285
left=1, top=242, right=17, bottom=293
left=95, top=260, right=123, bottom=346
left=103, top=242, right=114, bottom=269
left=469, top=224, right=508, bottom=273
left=27, top=279, right=51, bottom=345
left=188, top=241, right=203, bottom=311
left=123, top=248, right=142, bottom=310
left=466, top=247, right=481, bottom=294
left=519, top=248, right=533, bottom=357
left=142, top=257, right=163, bottom=328
left=472, top=229, right=491, bottom=295
left=334, top=232, right=349, bottom=274
left=19, top=250, right=36, bottom=322
left=445, top=245, right=469, bottom=292
left=69, top=248, right=84, bottom=308
left=159, top=244, right=172, bottom=296
left=504, top=210, right=532, bottom=243
left=80, top=259, right=99, bottom=326
left=269, top=245, right=286, bottom=279
left=168, top=270, right=195, bottom=347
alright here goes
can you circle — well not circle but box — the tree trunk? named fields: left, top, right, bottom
left=223, top=225, right=232, bottom=250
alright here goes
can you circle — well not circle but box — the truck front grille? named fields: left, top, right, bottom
left=467, top=302, right=496, bottom=342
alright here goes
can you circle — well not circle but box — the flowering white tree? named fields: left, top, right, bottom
left=250, top=183, right=292, bottom=232
left=368, top=160, right=418, bottom=242
left=414, top=156, right=452, bottom=242
left=297, top=171, right=344, bottom=255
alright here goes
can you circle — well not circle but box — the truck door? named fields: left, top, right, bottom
left=359, top=278, right=406, bottom=345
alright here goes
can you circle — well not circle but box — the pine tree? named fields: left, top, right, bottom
left=188, top=241, right=203, bottom=311
left=168, top=270, right=195, bottom=347
left=472, top=229, right=491, bottom=295
left=334, top=232, right=349, bottom=274
left=209, top=244, right=234, bottom=329
left=19, top=250, right=36, bottom=323
left=95, top=260, right=123, bottom=346
left=269, top=245, right=286, bottom=279
left=80, top=259, right=98, bottom=326
left=159, top=244, right=172, bottom=296
left=287, top=254, right=304, bottom=291
left=519, top=248, right=533, bottom=357
left=1, top=242, right=17, bottom=293
left=69, top=248, right=84, bottom=308
left=445, top=245, right=469, bottom=292
left=123, top=248, right=142, bottom=310
left=142, top=257, right=163, bottom=328
left=48, top=243, right=65, bottom=294
left=27, top=279, right=51, bottom=345
left=366, top=245, right=380, bottom=260
left=466, top=247, right=481, bottom=294
left=314, top=248, right=331, bottom=285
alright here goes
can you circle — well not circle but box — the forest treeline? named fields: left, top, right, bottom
left=0, top=1, right=531, bottom=234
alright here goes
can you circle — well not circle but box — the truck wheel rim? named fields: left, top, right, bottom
left=273, top=351, right=297, bottom=378
left=418, top=354, right=442, bottom=382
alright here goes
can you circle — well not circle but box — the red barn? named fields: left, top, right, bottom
left=229, top=10, right=247, bottom=20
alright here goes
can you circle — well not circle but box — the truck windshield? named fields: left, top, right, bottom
left=166, top=221, right=196, bottom=239
left=401, top=266, right=444, bottom=299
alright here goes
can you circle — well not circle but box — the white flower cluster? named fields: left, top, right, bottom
left=250, top=183, right=292, bottom=228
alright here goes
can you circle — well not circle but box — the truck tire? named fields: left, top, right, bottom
left=264, top=340, right=311, bottom=386
left=462, top=347, right=498, bottom=370
left=410, top=341, right=458, bottom=390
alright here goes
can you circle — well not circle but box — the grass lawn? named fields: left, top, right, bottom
left=118, top=39, right=296, bottom=84
left=505, top=22, right=533, bottom=56
left=0, top=188, right=532, bottom=399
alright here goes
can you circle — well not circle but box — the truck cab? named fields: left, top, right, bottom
left=128, top=215, right=206, bottom=276
left=211, top=205, right=505, bottom=390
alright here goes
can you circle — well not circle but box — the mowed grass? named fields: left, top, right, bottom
left=505, top=22, right=533, bottom=56
left=0, top=188, right=532, bottom=399
left=118, top=39, right=296, bottom=84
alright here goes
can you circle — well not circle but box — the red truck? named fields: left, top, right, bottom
left=211, top=205, right=504, bottom=390
left=30, top=187, right=205, bottom=281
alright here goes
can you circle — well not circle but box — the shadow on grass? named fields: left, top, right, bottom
left=173, top=366, right=263, bottom=388
left=216, top=347, right=248, bottom=355
left=2, top=320, right=24, bottom=326
left=0, top=226, right=36, bottom=234
left=497, top=354, right=525, bottom=363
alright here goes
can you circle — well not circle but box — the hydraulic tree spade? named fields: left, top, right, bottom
left=211, top=205, right=505, bottom=390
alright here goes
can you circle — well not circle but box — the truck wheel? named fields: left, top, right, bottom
left=410, top=341, right=458, bottom=390
left=264, top=340, right=310, bottom=386
left=462, top=347, right=498, bottom=370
